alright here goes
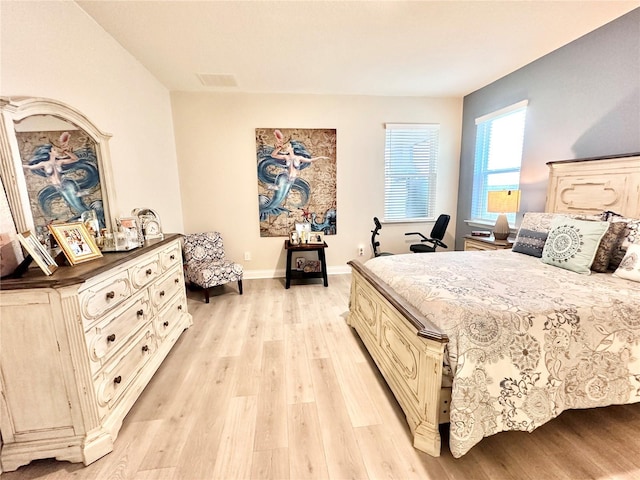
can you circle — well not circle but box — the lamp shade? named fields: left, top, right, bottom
left=487, top=190, right=521, bottom=214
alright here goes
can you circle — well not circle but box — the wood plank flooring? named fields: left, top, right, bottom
left=4, top=274, right=640, bottom=479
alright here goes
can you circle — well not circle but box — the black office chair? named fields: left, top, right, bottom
left=405, top=214, right=450, bottom=253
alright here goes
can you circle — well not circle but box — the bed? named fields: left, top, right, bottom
left=347, top=154, right=640, bottom=458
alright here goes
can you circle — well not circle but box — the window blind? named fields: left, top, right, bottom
left=384, top=124, right=439, bottom=222
left=471, top=102, right=527, bottom=223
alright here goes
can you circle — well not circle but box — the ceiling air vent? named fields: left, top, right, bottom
left=197, top=73, right=238, bottom=87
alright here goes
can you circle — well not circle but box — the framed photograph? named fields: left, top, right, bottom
left=295, top=222, right=311, bottom=237
left=295, top=257, right=306, bottom=271
left=307, top=231, right=325, bottom=244
left=119, top=216, right=143, bottom=247
left=303, top=260, right=321, bottom=272
left=289, top=231, right=300, bottom=245
left=49, top=222, right=102, bottom=265
left=16, top=230, right=58, bottom=275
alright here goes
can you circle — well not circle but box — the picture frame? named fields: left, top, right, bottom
left=289, top=231, right=300, bottom=245
left=295, top=222, right=311, bottom=238
left=16, top=230, right=58, bottom=275
left=48, top=222, right=103, bottom=265
left=119, top=216, right=143, bottom=247
left=307, top=231, right=325, bottom=244
left=295, top=257, right=306, bottom=270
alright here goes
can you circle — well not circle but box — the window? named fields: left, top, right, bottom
left=384, top=123, right=439, bottom=222
left=471, top=101, right=527, bottom=224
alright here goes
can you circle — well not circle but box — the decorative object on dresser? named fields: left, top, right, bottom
left=487, top=189, right=520, bottom=240
left=182, top=231, right=243, bottom=303
left=132, top=208, right=164, bottom=241
left=15, top=230, right=58, bottom=275
left=0, top=234, right=193, bottom=472
left=48, top=221, right=103, bottom=265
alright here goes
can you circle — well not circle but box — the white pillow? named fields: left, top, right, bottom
left=613, top=243, right=640, bottom=283
left=541, top=217, right=609, bottom=274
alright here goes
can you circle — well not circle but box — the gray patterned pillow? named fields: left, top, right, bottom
left=512, top=229, right=548, bottom=257
left=613, top=243, right=640, bottom=282
left=541, top=217, right=609, bottom=274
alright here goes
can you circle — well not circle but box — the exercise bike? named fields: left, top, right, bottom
left=371, top=217, right=393, bottom=257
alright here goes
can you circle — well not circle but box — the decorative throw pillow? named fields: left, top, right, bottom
left=512, top=229, right=548, bottom=257
left=608, top=216, right=640, bottom=270
left=590, top=221, right=627, bottom=273
left=612, top=243, right=640, bottom=282
left=541, top=217, right=609, bottom=274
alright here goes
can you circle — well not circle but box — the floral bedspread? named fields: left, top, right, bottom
left=364, top=250, right=640, bottom=458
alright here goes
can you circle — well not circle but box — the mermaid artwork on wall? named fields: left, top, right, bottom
left=256, top=128, right=337, bottom=237
left=18, top=130, right=105, bottom=238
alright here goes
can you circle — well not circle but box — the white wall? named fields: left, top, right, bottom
left=0, top=1, right=185, bottom=232
left=172, top=92, right=462, bottom=277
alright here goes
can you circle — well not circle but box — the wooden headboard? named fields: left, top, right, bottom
left=545, top=154, right=640, bottom=218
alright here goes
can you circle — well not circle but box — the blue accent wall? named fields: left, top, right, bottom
left=455, top=8, right=640, bottom=249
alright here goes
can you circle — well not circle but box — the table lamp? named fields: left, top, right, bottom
left=487, top=190, right=520, bottom=240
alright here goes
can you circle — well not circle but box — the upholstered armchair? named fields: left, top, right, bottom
left=182, top=232, right=243, bottom=303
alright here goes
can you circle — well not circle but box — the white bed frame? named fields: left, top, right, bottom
left=347, top=154, right=640, bottom=457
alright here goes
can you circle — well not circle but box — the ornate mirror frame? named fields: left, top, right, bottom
left=0, top=96, right=118, bottom=234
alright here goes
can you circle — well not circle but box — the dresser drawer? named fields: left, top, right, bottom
left=85, top=290, right=151, bottom=374
left=130, top=253, right=161, bottom=290
left=159, top=241, right=182, bottom=272
left=95, top=327, right=156, bottom=413
left=154, top=291, right=187, bottom=341
left=151, top=266, right=185, bottom=310
left=80, top=270, right=132, bottom=322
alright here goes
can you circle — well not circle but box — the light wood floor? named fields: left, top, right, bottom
left=5, top=274, right=640, bottom=479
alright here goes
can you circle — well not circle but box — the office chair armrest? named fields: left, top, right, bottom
left=405, top=232, right=428, bottom=241
left=423, top=238, right=448, bottom=249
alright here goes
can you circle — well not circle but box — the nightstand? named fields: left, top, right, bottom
left=463, top=235, right=514, bottom=251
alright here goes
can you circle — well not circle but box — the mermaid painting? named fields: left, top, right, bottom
left=20, top=131, right=105, bottom=232
left=256, top=128, right=337, bottom=237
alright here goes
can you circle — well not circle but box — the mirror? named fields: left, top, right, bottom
left=0, top=97, right=117, bottom=240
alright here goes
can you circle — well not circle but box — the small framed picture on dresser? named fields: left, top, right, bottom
left=49, top=222, right=102, bottom=265
left=16, top=231, right=58, bottom=275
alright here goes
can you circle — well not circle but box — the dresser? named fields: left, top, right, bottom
left=0, top=234, right=192, bottom=472
left=463, top=235, right=514, bottom=251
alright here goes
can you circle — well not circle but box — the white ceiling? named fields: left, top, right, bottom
left=76, top=1, right=639, bottom=97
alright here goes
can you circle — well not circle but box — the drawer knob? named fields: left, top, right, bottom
left=142, top=345, right=149, bottom=353
left=177, top=305, right=183, bottom=311
left=174, top=278, right=179, bottom=284
left=170, top=254, right=175, bottom=260
left=163, top=321, right=169, bottom=327
left=159, top=290, right=165, bottom=297
left=146, top=268, right=153, bottom=275
left=137, top=309, right=144, bottom=317
left=106, top=334, right=116, bottom=343
left=114, top=375, right=122, bottom=384
left=106, top=291, right=115, bottom=300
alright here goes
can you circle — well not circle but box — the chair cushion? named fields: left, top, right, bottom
left=184, top=260, right=243, bottom=288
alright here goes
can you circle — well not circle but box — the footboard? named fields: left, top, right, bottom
left=347, top=260, right=449, bottom=457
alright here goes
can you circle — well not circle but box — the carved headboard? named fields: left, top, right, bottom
left=545, top=154, right=640, bottom=218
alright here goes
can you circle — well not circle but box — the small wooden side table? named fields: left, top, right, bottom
left=284, top=240, right=328, bottom=289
